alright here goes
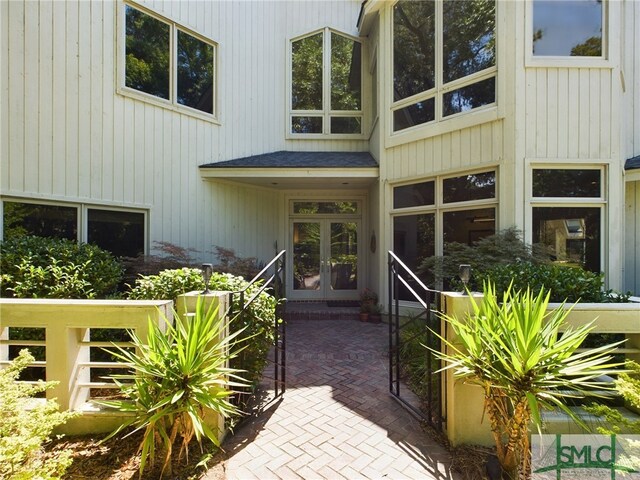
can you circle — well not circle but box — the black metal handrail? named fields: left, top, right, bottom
left=228, top=250, right=286, bottom=409
left=388, top=250, right=444, bottom=431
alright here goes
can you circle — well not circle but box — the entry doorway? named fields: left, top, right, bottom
left=290, top=216, right=361, bottom=301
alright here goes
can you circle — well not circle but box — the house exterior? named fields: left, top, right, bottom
left=1, top=0, right=639, bottom=301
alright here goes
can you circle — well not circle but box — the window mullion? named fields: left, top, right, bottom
left=323, top=28, right=331, bottom=134
left=435, top=0, right=443, bottom=123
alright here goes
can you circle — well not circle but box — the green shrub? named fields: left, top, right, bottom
left=0, top=236, right=123, bottom=298
left=102, top=299, right=246, bottom=478
left=127, top=268, right=279, bottom=388
left=0, top=350, right=77, bottom=479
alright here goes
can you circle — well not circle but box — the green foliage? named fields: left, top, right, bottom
left=0, top=236, right=123, bottom=298
left=102, top=298, right=247, bottom=478
left=213, top=246, right=264, bottom=280
left=434, top=283, right=624, bottom=479
left=399, top=317, right=439, bottom=402
left=0, top=350, right=77, bottom=479
left=585, top=361, right=640, bottom=435
left=127, top=268, right=279, bottom=388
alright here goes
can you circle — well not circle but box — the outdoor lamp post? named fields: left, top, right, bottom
left=201, top=263, right=213, bottom=294
left=459, top=264, right=471, bottom=293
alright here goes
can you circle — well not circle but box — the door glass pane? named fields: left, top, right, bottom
left=393, top=214, right=435, bottom=300
left=292, top=33, right=323, bottom=110
left=532, top=0, right=602, bottom=57
left=177, top=30, right=214, bottom=114
left=125, top=5, right=170, bottom=99
left=2, top=202, right=77, bottom=240
left=330, top=222, right=358, bottom=291
left=532, top=169, right=601, bottom=197
left=293, top=222, right=321, bottom=290
left=533, top=207, right=601, bottom=272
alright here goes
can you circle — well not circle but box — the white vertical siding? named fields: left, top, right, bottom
left=1, top=0, right=366, bottom=262
left=623, top=0, right=640, bottom=160
left=625, top=181, right=640, bottom=295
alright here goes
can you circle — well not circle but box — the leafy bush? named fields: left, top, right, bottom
left=0, top=236, right=123, bottom=298
left=102, top=299, right=246, bottom=478
left=127, top=268, right=279, bottom=388
left=120, top=241, right=199, bottom=285
left=0, top=350, right=77, bottom=479
left=213, top=246, right=264, bottom=280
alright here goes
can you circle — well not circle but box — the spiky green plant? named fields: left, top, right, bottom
left=101, top=297, right=248, bottom=478
left=433, top=283, right=624, bottom=479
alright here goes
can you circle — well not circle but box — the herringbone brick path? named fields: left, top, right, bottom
left=221, top=317, right=460, bottom=480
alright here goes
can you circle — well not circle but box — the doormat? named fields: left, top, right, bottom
left=327, top=300, right=360, bottom=308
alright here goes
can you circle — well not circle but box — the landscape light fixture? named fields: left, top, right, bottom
left=459, top=264, right=471, bottom=293
left=201, top=263, right=213, bottom=294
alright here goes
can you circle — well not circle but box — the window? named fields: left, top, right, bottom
left=532, top=0, right=604, bottom=57
left=392, top=170, right=497, bottom=295
left=290, top=29, right=363, bottom=136
left=123, top=3, right=216, bottom=116
left=392, top=0, right=496, bottom=132
left=1, top=200, right=146, bottom=258
left=530, top=168, right=604, bottom=273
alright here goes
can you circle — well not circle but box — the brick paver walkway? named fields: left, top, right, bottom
left=221, top=317, right=460, bottom=480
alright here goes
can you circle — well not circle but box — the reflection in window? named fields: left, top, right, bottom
left=291, top=30, right=362, bottom=136
left=292, top=33, right=323, bottom=111
left=443, top=0, right=496, bottom=83
left=88, top=209, right=145, bottom=258
left=330, top=222, right=358, bottom=291
left=125, top=6, right=170, bottom=99
left=532, top=169, right=601, bottom=197
left=393, top=99, right=435, bottom=131
left=532, top=0, right=603, bottom=56
left=2, top=202, right=77, bottom=240
left=393, top=0, right=436, bottom=102
left=443, top=77, right=496, bottom=117
left=394, top=181, right=435, bottom=209
left=533, top=207, right=601, bottom=272
left=293, top=202, right=358, bottom=215
left=331, top=34, right=361, bottom=111
left=443, top=171, right=496, bottom=203
left=393, top=214, right=435, bottom=298
left=177, top=31, right=214, bottom=114
left=293, top=222, right=321, bottom=291
left=443, top=208, right=496, bottom=246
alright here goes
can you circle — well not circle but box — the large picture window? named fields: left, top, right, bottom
left=1, top=200, right=146, bottom=258
left=123, top=3, right=216, bottom=116
left=392, top=170, right=497, bottom=295
left=530, top=167, right=604, bottom=273
left=392, top=0, right=496, bottom=132
left=532, top=0, right=604, bottom=57
left=290, top=29, right=363, bottom=136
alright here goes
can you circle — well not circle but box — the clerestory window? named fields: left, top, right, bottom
left=121, top=2, right=217, bottom=118
left=289, top=29, right=363, bottom=136
left=392, top=0, right=496, bottom=133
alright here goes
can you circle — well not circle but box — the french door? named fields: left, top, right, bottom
left=291, top=219, right=360, bottom=300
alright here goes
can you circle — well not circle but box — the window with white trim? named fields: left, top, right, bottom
left=122, top=2, right=216, bottom=117
left=290, top=28, right=363, bottom=136
left=392, top=170, right=497, bottom=297
left=532, top=0, right=604, bottom=57
left=1, top=200, right=146, bottom=258
left=392, top=0, right=496, bottom=133
left=531, top=167, right=604, bottom=273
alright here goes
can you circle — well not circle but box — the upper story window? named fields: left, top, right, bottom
left=290, top=29, right=363, bottom=137
left=122, top=3, right=216, bottom=118
left=532, top=0, right=604, bottom=57
left=392, top=0, right=496, bottom=132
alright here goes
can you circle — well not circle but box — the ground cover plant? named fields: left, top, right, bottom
left=101, top=298, right=247, bottom=478
left=0, top=350, right=77, bottom=480
left=433, top=283, right=624, bottom=479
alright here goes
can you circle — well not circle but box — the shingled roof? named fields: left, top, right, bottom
left=200, top=151, right=378, bottom=169
left=626, top=155, right=640, bottom=171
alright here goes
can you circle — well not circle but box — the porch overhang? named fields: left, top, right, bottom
left=626, top=155, right=640, bottom=182
left=199, top=151, right=379, bottom=189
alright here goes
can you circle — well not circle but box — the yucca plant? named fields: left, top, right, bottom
left=433, top=283, right=624, bottom=480
left=101, top=297, right=248, bottom=478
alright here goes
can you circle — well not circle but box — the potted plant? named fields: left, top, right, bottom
left=369, top=303, right=384, bottom=323
left=359, top=288, right=378, bottom=322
